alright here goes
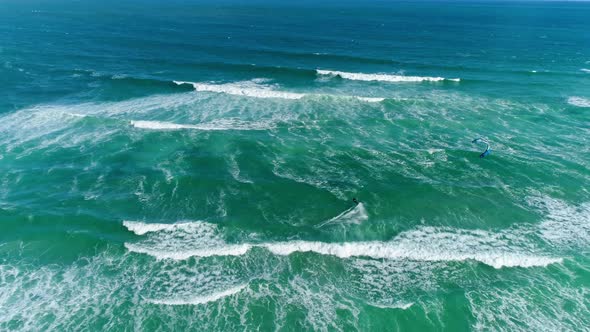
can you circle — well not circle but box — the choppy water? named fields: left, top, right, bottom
left=1, top=0, right=590, bottom=331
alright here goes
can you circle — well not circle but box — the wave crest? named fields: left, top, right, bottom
left=124, top=221, right=561, bottom=269
left=174, top=80, right=306, bottom=99
left=567, top=96, right=590, bottom=108
left=316, top=69, right=460, bottom=83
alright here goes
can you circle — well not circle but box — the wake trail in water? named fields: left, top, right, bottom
left=174, top=80, right=306, bottom=99
left=316, top=203, right=368, bottom=228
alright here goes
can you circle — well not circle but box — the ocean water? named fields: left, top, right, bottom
left=1, top=0, right=590, bottom=330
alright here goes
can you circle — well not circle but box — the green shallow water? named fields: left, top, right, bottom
left=1, top=0, right=590, bottom=331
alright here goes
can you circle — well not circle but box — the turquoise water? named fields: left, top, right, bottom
left=1, top=0, right=590, bottom=330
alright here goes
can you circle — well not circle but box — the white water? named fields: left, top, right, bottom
left=123, top=220, right=562, bottom=269
left=130, top=119, right=270, bottom=131
left=263, top=239, right=561, bottom=269
left=174, top=80, right=306, bottom=99
left=567, top=96, right=590, bottom=108
left=316, top=69, right=460, bottom=82
left=147, top=284, right=248, bottom=305
left=174, top=79, right=385, bottom=102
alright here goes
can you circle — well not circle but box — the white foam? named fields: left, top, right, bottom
left=276, top=276, right=357, bottom=331
left=124, top=221, right=561, bottom=269
left=174, top=79, right=390, bottom=103
left=355, top=97, right=385, bottom=102
left=316, top=69, right=460, bottom=83
left=123, top=220, right=206, bottom=235
left=0, top=247, right=251, bottom=330
left=367, top=301, right=414, bottom=310
left=174, top=80, right=306, bottom=100
left=466, top=274, right=590, bottom=332
left=147, top=284, right=248, bottom=305
left=528, top=196, right=590, bottom=247
left=567, top=96, right=590, bottom=108
left=124, top=242, right=251, bottom=260
left=263, top=240, right=561, bottom=269
left=123, top=220, right=248, bottom=260
left=130, top=119, right=269, bottom=131
left=581, top=68, right=590, bottom=73
left=316, top=203, right=368, bottom=227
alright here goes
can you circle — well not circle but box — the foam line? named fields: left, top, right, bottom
left=367, top=302, right=414, bottom=310
left=123, top=221, right=561, bottom=269
left=316, top=69, right=460, bottom=82
left=174, top=80, right=386, bottom=103
left=130, top=120, right=269, bottom=131
left=147, top=284, right=248, bottom=305
left=124, top=242, right=252, bottom=260
left=262, top=241, right=561, bottom=269
left=174, top=80, right=305, bottom=99
left=127, top=240, right=560, bottom=268
left=355, top=97, right=386, bottom=102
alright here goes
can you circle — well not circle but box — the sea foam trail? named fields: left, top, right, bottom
left=316, top=69, right=460, bottom=82
left=130, top=120, right=269, bottom=131
left=123, top=221, right=562, bottom=269
left=567, top=96, right=590, bottom=108
left=147, top=284, right=248, bottom=305
left=581, top=68, right=590, bottom=73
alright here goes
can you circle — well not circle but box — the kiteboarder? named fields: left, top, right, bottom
left=472, top=138, right=492, bottom=158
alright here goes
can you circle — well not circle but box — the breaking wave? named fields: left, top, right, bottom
left=174, top=80, right=306, bottom=99
left=123, top=220, right=212, bottom=235
left=130, top=119, right=270, bottom=131
left=174, top=80, right=386, bottom=102
left=567, top=96, right=590, bottom=108
left=263, top=239, right=560, bottom=269
left=123, top=221, right=561, bottom=269
left=316, top=69, right=460, bottom=82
